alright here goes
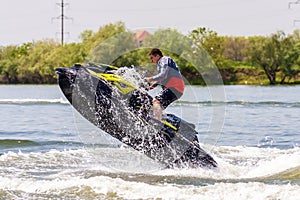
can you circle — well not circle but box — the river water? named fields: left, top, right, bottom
left=0, top=85, right=299, bottom=199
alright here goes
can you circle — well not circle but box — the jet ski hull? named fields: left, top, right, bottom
left=56, top=64, right=217, bottom=168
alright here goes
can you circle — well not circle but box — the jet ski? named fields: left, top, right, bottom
left=55, top=63, right=217, bottom=168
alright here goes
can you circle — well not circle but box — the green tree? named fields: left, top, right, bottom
left=189, top=27, right=225, bottom=66
left=143, top=28, right=191, bottom=55
left=1, top=22, right=299, bottom=85
left=15, top=40, right=58, bottom=83
left=88, top=30, right=138, bottom=66
left=247, top=31, right=300, bottom=84
left=223, top=36, right=247, bottom=62
left=0, top=45, right=26, bottom=83
left=187, top=27, right=224, bottom=84
left=280, top=32, right=300, bottom=83
left=83, top=21, right=128, bottom=56
left=247, top=33, right=281, bottom=84
left=79, top=30, right=93, bottom=42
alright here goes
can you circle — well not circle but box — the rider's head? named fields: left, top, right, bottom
left=149, top=48, right=163, bottom=64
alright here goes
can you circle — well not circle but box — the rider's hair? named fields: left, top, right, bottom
left=149, top=48, right=163, bottom=57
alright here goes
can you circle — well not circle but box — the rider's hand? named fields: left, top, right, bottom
left=145, top=77, right=153, bottom=83
left=149, top=82, right=158, bottom=90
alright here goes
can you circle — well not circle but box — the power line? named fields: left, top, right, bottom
left=288, top=0, right=300, bottom=9
left=288, top=0, right=300, bottom=26
left=52, top=0, right=73, bottom=45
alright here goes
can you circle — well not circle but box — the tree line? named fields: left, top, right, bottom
left=0, top=21, right=299, bottom=85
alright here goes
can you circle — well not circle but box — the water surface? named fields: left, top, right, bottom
left=0, top=85, right=299, bottom=199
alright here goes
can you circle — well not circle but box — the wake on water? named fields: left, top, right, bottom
left=1, top=142, right=299, bottom=181
left=0, top=98, right=69, bottom=104
left=0, top=144, right=299, bottom=199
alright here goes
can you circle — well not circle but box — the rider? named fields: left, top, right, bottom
left=146, top=48, right=185, bottom=121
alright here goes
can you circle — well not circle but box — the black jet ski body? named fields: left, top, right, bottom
left=56, top=63, right=217, bottom=168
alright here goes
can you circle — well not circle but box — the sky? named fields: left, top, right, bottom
left=1, top=0, right=300, bottom=46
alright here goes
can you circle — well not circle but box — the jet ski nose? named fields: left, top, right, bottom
left=55, top=67, right=77, bottom=76
left=55, top=68, right=66, bottom=74
left=56, top=64, right=82, bottom=75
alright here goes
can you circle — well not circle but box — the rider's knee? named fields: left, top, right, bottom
left=152, top=99, right=160, bottom=105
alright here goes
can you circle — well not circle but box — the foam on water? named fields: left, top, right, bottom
left=1, top=145, right=299, bottom=178
left=0, top=144, right=299, bottom=199
left=0, top=170, right=299, bottom=200
left=151, top=145, right=300, bottom=181
left=0, top=98, right=69, bottom=104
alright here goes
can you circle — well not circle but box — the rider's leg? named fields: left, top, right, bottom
left=152, top=98, right=162, bottom=121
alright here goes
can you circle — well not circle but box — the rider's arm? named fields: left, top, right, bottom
left=152, top=57, right=169, bottom=81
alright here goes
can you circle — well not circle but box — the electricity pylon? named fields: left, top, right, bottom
left=52, top=0, right=73, bottom=45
